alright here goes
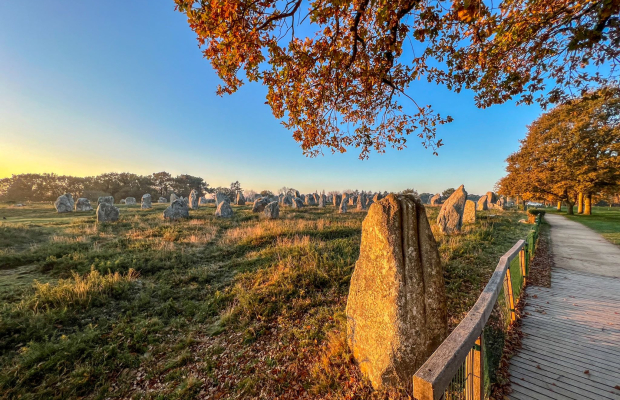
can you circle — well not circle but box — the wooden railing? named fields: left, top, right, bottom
left=413, top=220, right=540, bottom=400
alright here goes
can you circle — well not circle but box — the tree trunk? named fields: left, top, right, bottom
left=522, top=199, right=527, bottom=211
left=577, top=192, right=584, bottom=214
left=584, top=193, right=592, bottom=215
left=567, top=200, right=574, bottom=215
left=557, top=201, right=562, bottom=211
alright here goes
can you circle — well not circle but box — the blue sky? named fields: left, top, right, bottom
left=0, top=1, right=544, bottom=195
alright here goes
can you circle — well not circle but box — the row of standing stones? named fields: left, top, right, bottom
left=53, top=188, right=507, bottom=232
left=51, top=186, right=506, bottom=389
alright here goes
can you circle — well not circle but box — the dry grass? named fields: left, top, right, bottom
left=27, top=267, right=139, bottom=311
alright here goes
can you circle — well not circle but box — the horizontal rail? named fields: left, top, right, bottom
left=413, top=239, right=526, bottom=400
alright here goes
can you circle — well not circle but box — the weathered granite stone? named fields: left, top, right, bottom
left=141, top=194, right=152, bottom=209
left=98, top=196, right=114, bottom=206
left=305, top=195, right=316, bottom=206
left=463, top=200, right=476, bottom=224
left=252, top=197, right=270, bottom=213
left=158, top=197, right=167, bottom=203
left=339, top=198, right=348, bottom=213
left=349, top=195, right=357, bottom=206
left=54, top=193, right=74, bottom=213
left=215, top=200, right=233, bottom=218
left=292, top=197, right=304, bottom=209
left=346, top=194, right=447, bottom=389
left=264, top=201, right=279, bottom=219
left=199, top=196, right=208, bottom=205
left=318, top=194, right=326, bottom=208
left=236, top=192, right=246, bottom=206
left=282, top=195, right=293, bottom=207
left=477, top=196, right=488, bottom=211
left=170, top=193, right=178, bottom=203
left=486, top=191, right=498, bottom=204
left=437, top=185, right=468, bottom=235
left=216, top=192, right=228, bottom=207
left=125, top=197, right=137, bottom=205
left=335, top=194, right=342, bottom=207
left=74, top=198, right=92, bottom=212
left=120, top=199, right=126, bottom=204
left=163, top=199, right=190, bottom=220
left=188, top=190, right=199, bottom=210
left=372, top=193, right=383, bottom=203
left=295, top=190, right=301, bottom=198
left=430, top=194, right=442, bottom=206
left=97, top=202, right=120, bottom=223
left=357, top=193, right=367, bottom=211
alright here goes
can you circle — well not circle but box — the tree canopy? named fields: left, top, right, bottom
left=497, top=86, right=620, bottom=210
left=175, top=0, right=619, bottom=158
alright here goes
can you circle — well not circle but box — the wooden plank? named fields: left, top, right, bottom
left=514, top=348, right=620, bottom=381
left=510, top=369, right=597, bottom=400
left=520, top=325, right=620, bottom=357
left=520, top=336, right=620, bottom=368
left=509, top=361, right=620, bottom=399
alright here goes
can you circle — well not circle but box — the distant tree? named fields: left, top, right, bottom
left=498, top=87, right=620, bottom=214
left=401, top=188, right=419, bottom=197
left=170, top=174, right=209, bottom=197
left=151, top=171, right=173, bottom=197
left=230, top=181, right=242, bottom=195
left=260, top=190, right=274, bottom=197
left=442, top=188, right=456, bottom=198
left=244, top=189, right=258, bottom=200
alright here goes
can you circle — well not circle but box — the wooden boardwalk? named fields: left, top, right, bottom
left=508, top=215, right=620, bottom=400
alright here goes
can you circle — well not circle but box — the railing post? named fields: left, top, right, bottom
left=465, top=334, right=484, bottom=400
left=520, top=245, right=527, bottom=285
left=505, top=268, right=516, bottom=323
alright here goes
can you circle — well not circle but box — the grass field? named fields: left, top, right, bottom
left=546, top=206, right=620, bottom=246
left=0, top=202, right=532, bottom=399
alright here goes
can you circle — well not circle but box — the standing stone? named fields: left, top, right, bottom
left=215, top=200, right=233, bottom=218
left=199, top=196, right=208, bottom=205
left=335, top=194, right=342, bottom=207
left=141, top=194, right=152, bottom=209
left=189, top=190, right=199, bottom=210
left=477, top=196, right=488, bottom=211
left=54, top=193, right=74, bottom=213
left=282, top=194, right=293, bottom=207
left=97, top=203, right=120, bottom=223
left=486, top=191, right=498, bottom=204
left=98, top=196, right=114, bottom=206
left=318, top=194, right=326, bottom=208
left=292, top=197, right=304, bottom=209
left=339, top=198, right=348, bottom=213
left=158, top=197, right=167, bottom=203
left=170, top=193, right=178, bottom=203
left=74, top=198, right=92, bottom=212
left=349, top=195, right=357, bottom=206
left=120, top=199, right=126, bottom=204
left=437, top=185, right=468, bottom=235
left=252, top=197, right=270, bottom=213
left=346, top=194, right=447, bottom=389
left=430, top=194, right=442, bottom=206
left=295, top=190, right=301, bottom=199
left=216, top=192, right=228, bottom=207
left=236, top=192, right=246, bottom=205
left=264, top=201, right=280, bottom=219
left=163, top=199, right=190, bottom=220
left=300, top=194, right=306, bottom=202
left=357, top=193, right=367, bottom=211
left=372, top=193, right=383, bottom=203
left=305, top=195, right=316, bottom=206
left=125, top=197, right=137, bottom=205
left=463, top=200, right=476, bottom=224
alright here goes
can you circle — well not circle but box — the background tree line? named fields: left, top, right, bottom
left=0, top=172, right=211, bottom=203
left=498, top=87, right=620, bottom=214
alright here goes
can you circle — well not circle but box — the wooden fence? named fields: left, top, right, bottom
left=413, top=218, right=540, bottom=400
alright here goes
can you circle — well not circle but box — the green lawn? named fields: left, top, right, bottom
left=546, top=206, right=620, bottom=246
left=0, top=202, right=533, bottom=399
